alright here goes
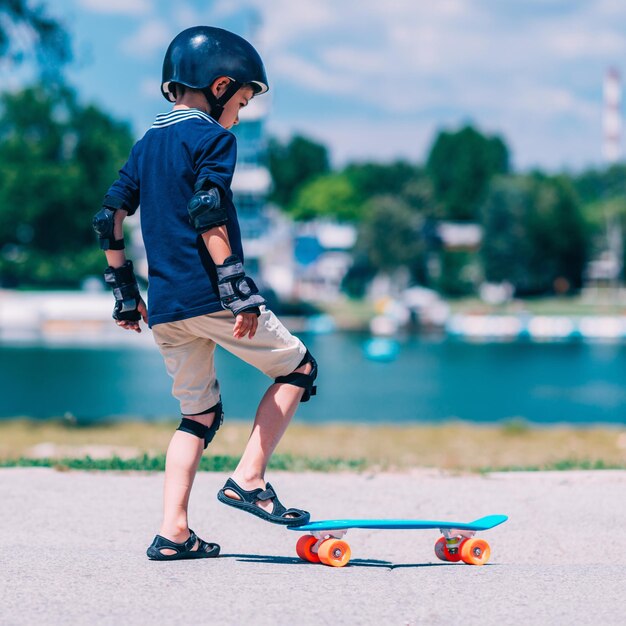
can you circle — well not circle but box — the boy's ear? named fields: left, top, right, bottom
left=211, top=76, right=231, bottom=98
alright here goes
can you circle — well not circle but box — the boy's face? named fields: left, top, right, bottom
left=218, top=85, right=255, bottom=129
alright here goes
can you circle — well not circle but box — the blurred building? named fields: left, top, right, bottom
left=293, top=221, right=357, bottom=301
left=232, top=92, right=356, bottom=304
left=437, top=221, right=482, bottom=250
left=231, top=96, right=273, bottom=277
left=586, top=67, right=625, bottom=288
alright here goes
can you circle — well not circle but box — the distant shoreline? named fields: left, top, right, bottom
left=2, top=288, right=626, bottom=341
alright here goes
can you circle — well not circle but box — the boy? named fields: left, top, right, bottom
left=93, top=26, right=317, bottom=560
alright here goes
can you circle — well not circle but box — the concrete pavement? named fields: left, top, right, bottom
left=0, top=468, right=624, bottom=625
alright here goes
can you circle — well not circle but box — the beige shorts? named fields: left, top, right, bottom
left=151, top=307, right=307, bottom=415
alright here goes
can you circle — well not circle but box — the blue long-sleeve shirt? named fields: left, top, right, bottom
left=105, top=108, right=243, bottom=327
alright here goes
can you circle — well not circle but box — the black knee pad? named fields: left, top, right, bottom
left=274, top=349, right=318, bottom=402
left=177, top=402, right=224, bottom=449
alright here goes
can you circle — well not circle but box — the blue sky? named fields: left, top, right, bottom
left=22, top=0, right=626, bottom=170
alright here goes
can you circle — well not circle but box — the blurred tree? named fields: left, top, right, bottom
left=0, top=0, right=70, bottom=74
left=345, top=161, right=441, bottom=217
left=401, top=173, right=441, bottom=217
left=0, top=86, right=134, bottom=287
left=267, top=135, right=330, bottom=208
left=344, top=161, right=418, bottom=202
left=289, top=160, right=439, bottom=225
left=427, top=125, right=509, bottom=221
left=573, top=164, right=626, bottom=203
left=531, top=174, right=588, bottom=293
left=437, top=250, right=482, bottom=297
left=481, top=175, right=588, bottom=295
left=480, top=176, right=535, bottom=289
left=289, top=173, right=361, bottom=222
left=355, top=195, right=426, bottom=280
left=341, top=254, right=376, bottom=298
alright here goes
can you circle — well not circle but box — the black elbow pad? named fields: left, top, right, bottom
left=187, top=181, right=228, bottom=234
left=93, top=195, right=127, bottom=250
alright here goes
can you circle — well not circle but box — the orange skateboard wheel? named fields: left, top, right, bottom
left=459, top=538, right=491, bottom=566
left=434, top=537, right=448, bottom=561
left=317, top=539, right=351, bottom=567
left=296, top=535, right=320, bottom=563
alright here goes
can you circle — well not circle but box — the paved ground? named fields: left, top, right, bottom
left=0, top=468, right=624, bottom=625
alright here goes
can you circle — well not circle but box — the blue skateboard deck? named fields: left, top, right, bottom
left=287, top=514, right=508, bottom=533
left=288, top=515, right=508, bottom=567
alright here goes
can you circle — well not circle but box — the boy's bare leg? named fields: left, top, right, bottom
left=226, top=362, right=311, bottom=514
left=158, top=411, right=215, bottom=554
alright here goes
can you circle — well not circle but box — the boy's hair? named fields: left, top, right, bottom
left=170, top=82, right=187, bottom=99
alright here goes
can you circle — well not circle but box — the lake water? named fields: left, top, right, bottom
left=1, top=333, right=625, bottom=424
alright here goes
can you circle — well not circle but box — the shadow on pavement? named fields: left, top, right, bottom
left=219, top=553, right=449, bottom=568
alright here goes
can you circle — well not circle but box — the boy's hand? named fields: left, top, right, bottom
left=233, top=311, right=258, bottom=339
left=116, top=299, right=148, bottom=333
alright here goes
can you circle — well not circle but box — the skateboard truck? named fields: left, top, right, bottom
left=308, top=529, right=347, bottom=557
left=441, top=527, right=478, bottom=556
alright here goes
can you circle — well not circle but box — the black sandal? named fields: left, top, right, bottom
left=146, top=529, right=220, bottom=561
left=217, top=478, right=310, bottom=526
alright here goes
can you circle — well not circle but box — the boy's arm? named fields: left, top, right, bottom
left=192, top=133, right=264, bottom=338
left=94, top=146, right=146, bottom=332
left=98, top=208, right=147, bottom=333
left=189, top=182, right=263, bottom=339
left=200, top=223, right=260, bottom=340
left=104, top=208, right=129, bottom=268
left=200, top=224, right=231, bottom=265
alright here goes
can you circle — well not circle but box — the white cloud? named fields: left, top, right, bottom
left=269, top=105, right=602, bottom=171
left=246, top=0, right=337, bottom=50
left=251, top=0, right=496, bottom=110
left=320, top=47, right=387, bottom=75
left=96, top=0, right=626, bottom=169
left=173, top=5, right=202, bottom=30
left=548, top=30, right=626, bottom=59
left=121, top=19, right=171, bottom=59
left=272, top=54, right=359, bottom=95
left=254, top=2, right=614, bottom=122
left=516, top=86, right=597, bottom=120
left=78, top=0, right=152, bottom=16
left=267, top=116, right=436, bottom=166
left=117, top=5, right=207, bottom=63
left=205, top=0, right=240, bottom=21
left=595, top=0, right=626, bottom=18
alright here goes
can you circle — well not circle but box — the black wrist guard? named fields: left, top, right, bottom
left=216, top=255, right=266, bottom=316
left=103, top=260, right=141, bottom=322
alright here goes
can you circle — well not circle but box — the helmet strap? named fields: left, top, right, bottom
left=203, top=79, right=242, bottom=122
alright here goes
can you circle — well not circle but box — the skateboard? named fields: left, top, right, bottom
left=287, top=514, right=508, bottom=567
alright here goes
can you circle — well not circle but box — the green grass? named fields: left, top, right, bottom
left=479, top=458, right=626, bottom=473
left=0, top=453, right=368, bottom=472
left=1, top=454, right=623, bottom=473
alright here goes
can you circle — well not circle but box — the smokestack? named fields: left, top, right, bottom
left=603, top=67, right=622, bottom=164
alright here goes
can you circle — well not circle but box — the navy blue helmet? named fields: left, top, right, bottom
left=162, top=26, right=268, bottom=119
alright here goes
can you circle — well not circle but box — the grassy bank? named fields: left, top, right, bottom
left=1, top=418, right=625, bottom=472
left=448, top=293, right=626, bottom=316
left=318, top=292, right=626, bottom=329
